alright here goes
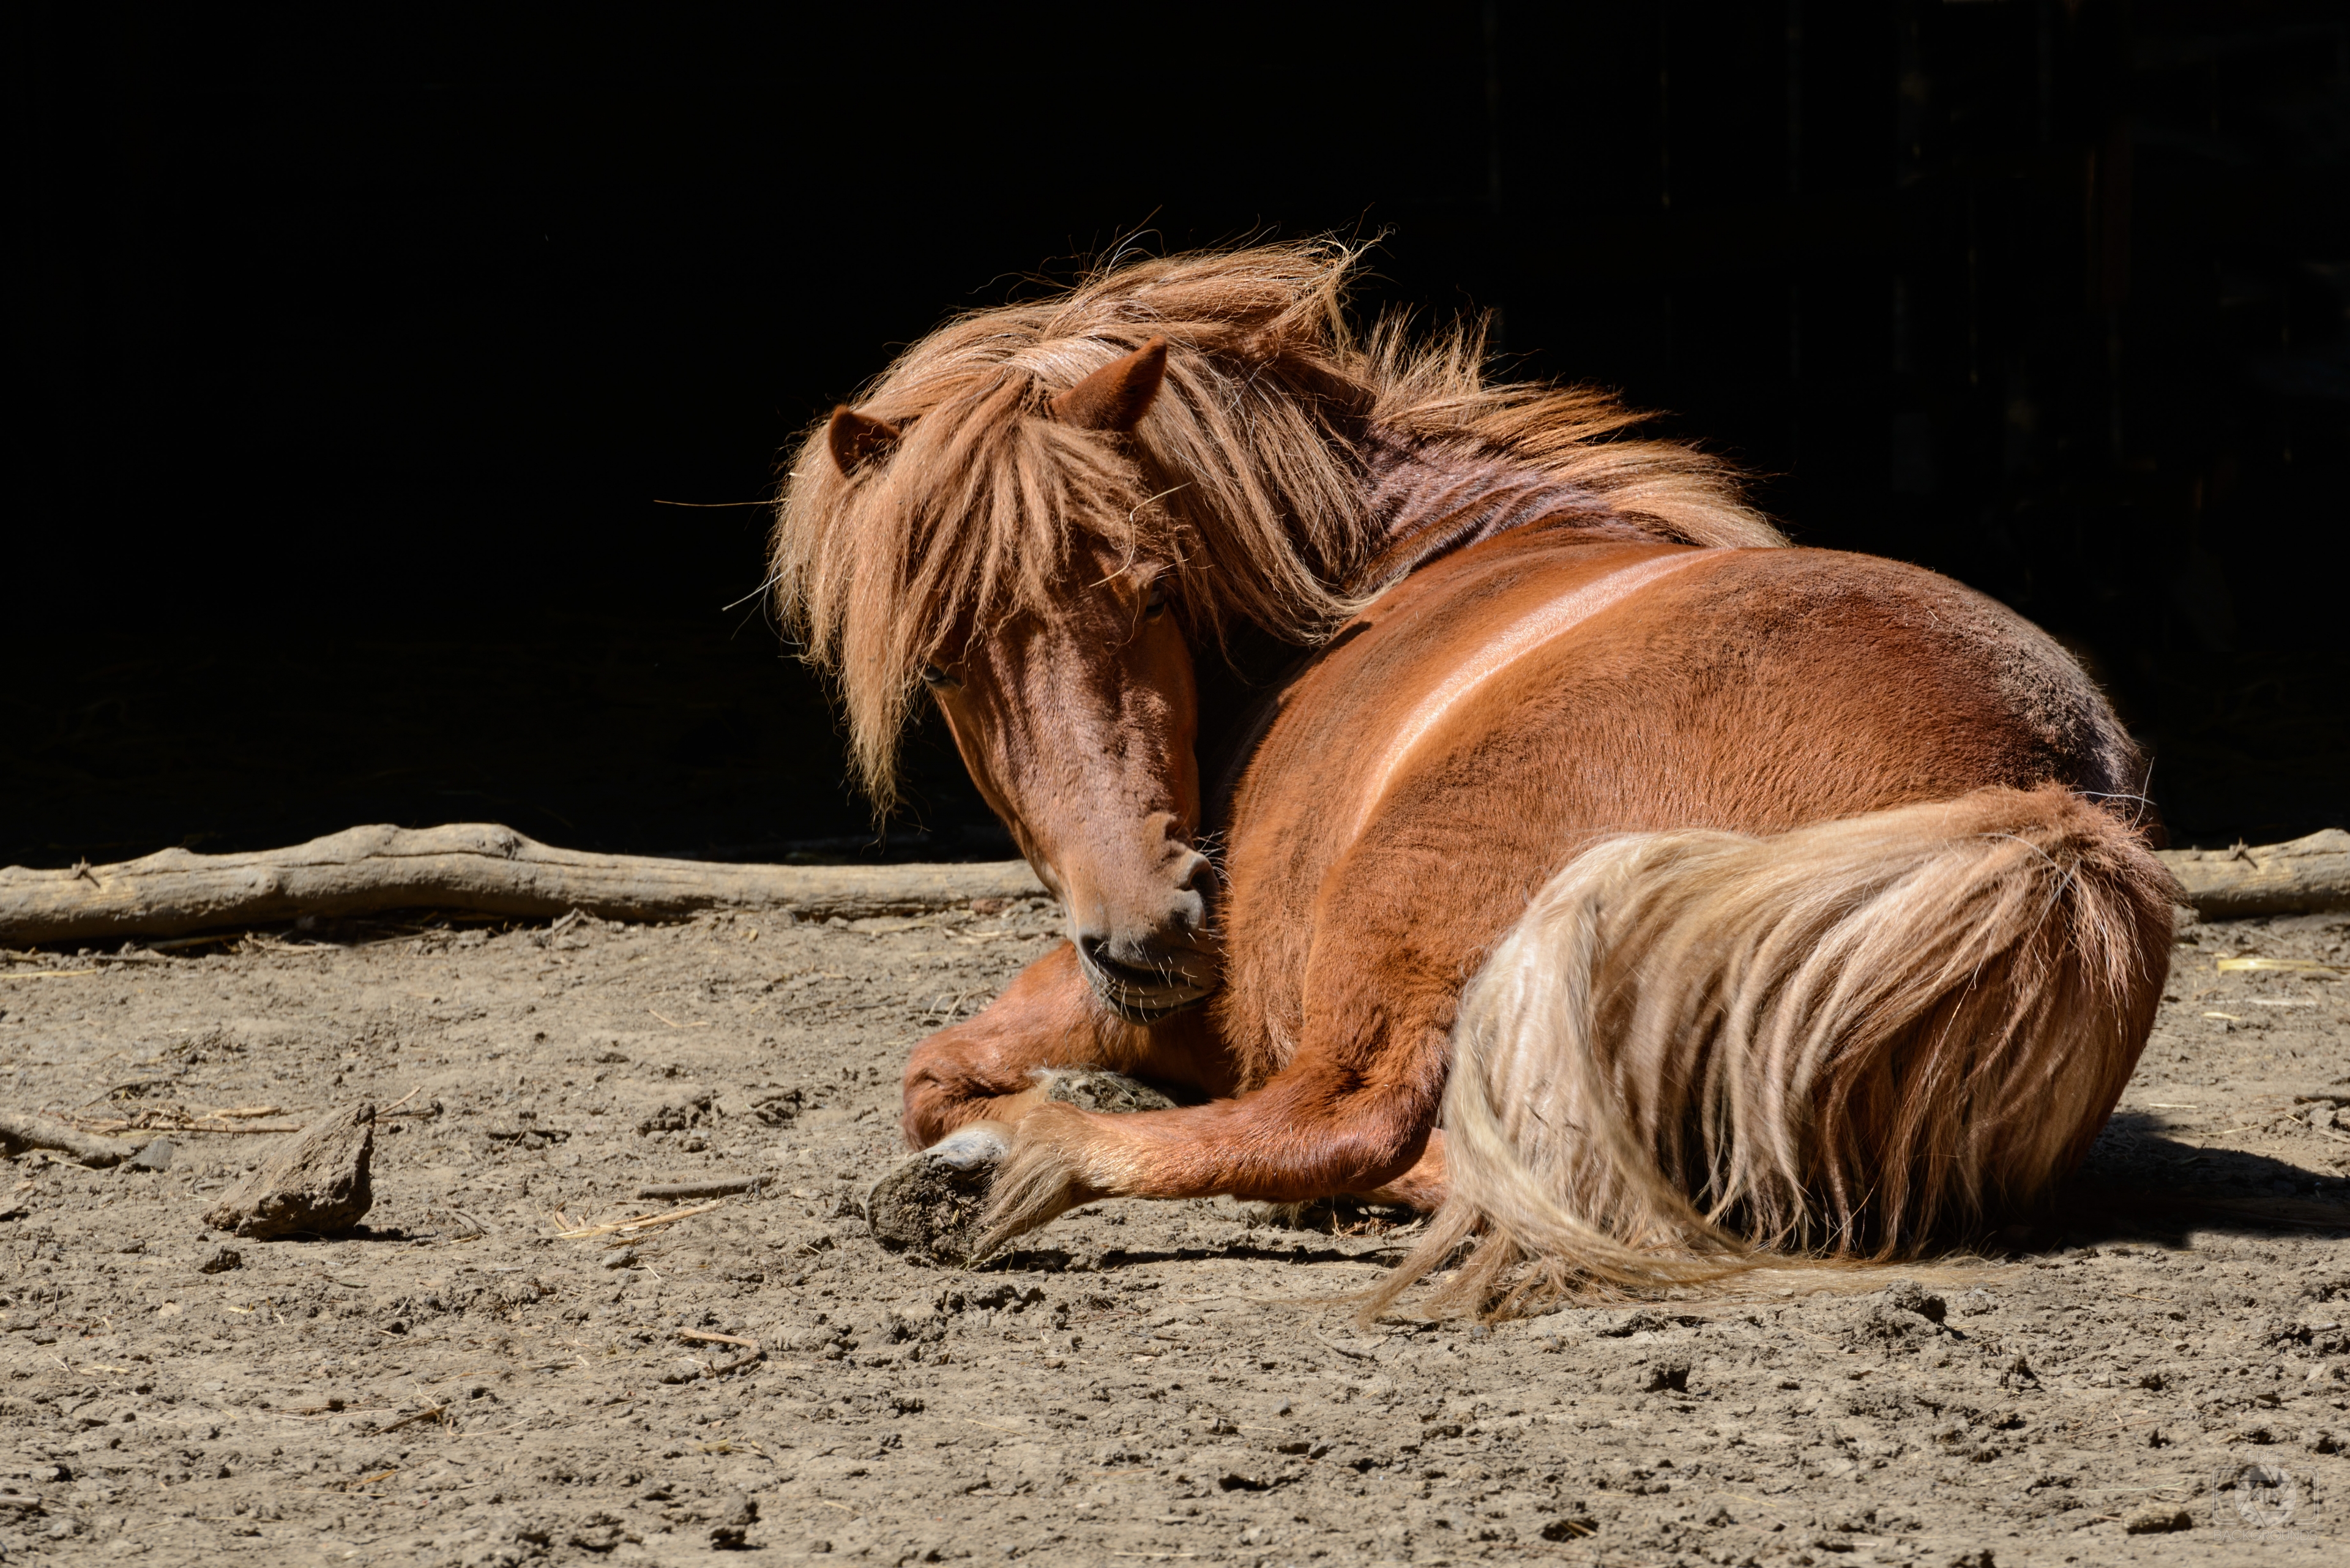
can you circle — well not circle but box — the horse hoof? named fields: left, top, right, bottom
left=866, top=1124, right=1009, bottom=1263
left=1037, top=1070, right=1179, bottom=1114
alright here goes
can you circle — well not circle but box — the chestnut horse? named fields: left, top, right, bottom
left=773, top=244, right=2172, bottom=1310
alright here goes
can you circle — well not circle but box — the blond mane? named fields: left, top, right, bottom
left=770, top=241, right=1784, bottom=810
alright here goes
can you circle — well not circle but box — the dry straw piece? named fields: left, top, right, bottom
left=550, top=1199, right=728, bottom=1241
left=2216, top=956, right=2344, bottom=976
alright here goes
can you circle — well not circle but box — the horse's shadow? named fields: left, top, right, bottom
left=2040, top=1110, right=2350, bottom=1249
left=990, top=1113, right=2346, bottom=1276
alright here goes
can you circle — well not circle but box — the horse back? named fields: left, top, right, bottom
left=1211, top=534, right=2148, bottom=1078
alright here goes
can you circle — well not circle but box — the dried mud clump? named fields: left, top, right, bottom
left=866, top=1151, right=990, bottom=1263
left=2123, top=1504, right=2193, bottom=1533
left=1042, top=1069, right=1180, bottom=1114
left=201, top=1100, right=375, bottom=1239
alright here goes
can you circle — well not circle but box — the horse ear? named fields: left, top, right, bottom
left=827, top=405, right=900, bottom=475
left=1050, top=337, right=1169, bottom=432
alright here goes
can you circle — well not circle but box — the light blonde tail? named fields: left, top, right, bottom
left=1370, top=785, right=2174, bottom=1320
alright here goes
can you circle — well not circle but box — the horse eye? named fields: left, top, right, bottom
left=920, top=663, right=958, bottom=689
left=1143, top=581, right=1170, bottom=617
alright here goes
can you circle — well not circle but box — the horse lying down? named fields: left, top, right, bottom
left=770, top=242, right=2173, bottom=1314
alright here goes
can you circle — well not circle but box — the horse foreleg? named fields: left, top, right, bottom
left=977, top=1055, right=1448, bottom=1253
left=878, top=941, right=1233, bottom=1260
left=899, top=941, right=1224, bottom=1148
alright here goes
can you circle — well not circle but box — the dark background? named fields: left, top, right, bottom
left=9, top=1, right=2346, bottom=871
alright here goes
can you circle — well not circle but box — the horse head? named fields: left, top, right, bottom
left=824, top=339, right=1220, bottom=1022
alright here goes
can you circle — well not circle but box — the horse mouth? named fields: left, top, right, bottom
left=1078, top=949, right=1218, bottom=1024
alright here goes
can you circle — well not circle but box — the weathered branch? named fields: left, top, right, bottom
left=0, top=1111, right=139, bottom=1168
left=2160, top=828, right=2350, bottom=919
left=0, top=823, right=1048, bottom=946
left=3, top=821, right=2341, bottom=948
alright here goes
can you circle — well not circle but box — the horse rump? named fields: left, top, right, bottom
left=1373, top=783, right=2174, bottom=1318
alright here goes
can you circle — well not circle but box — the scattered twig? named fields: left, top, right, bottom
left=377, top=1405, right=449, bottom=1434
left=1310, top=1330, right=1384, bottom=1362
left=636, top=1176, right=763, bottom=1201
left=707, top=1348, right=766, bottom=1377
left=678, top=1329, right=759, bottom=1350
left=551, top=1200, right=726, bottom=1240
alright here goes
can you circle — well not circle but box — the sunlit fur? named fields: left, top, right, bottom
left=1363, top=786, right=2174, bottom=1319
left=770, top=241, right=1780, bottom=811
left=786, top=244, right=2174, bottom=1318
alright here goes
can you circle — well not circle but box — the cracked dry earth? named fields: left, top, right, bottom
left=1, top=898, right=2348, bottom=1568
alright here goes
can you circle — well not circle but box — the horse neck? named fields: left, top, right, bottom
left=1351, top=428, right=1649, bottom=590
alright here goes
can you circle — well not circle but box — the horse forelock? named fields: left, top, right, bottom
left=772, top=240, right=1784, bottom=811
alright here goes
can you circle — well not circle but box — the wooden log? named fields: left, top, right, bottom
left=0, top=1111, right=140, bottom=1168
left=4, top=821, right=2341, bottom=947
left=0, top=823, right=1050, bottom=946
left=2160, top=828, right=2350, bottom=919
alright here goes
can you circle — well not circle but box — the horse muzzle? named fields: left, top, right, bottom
left=1075, top=935, right=1220, bottom=1023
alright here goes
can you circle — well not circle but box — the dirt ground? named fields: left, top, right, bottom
left=2, top=897, right=2347, bottom=1568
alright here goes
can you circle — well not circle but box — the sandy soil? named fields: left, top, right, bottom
left=2, top=899, right=2346, bottom=1567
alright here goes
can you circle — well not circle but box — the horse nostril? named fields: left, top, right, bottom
left=1076, top=933, right=1110, bottom=968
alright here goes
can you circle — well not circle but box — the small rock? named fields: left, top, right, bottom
left=202, top=1102, right=375, bottom=1239
left=1882, top=1279, right=1948, bottom=1323
left=603, top=1247, right=640, bottom=1271
left=636, top=1092, right=713, bottom=1135
left=198, top=1244, right=242, bottom=1274
left=1641, top=1355, right=1693, bottom=1393
left=125, top=1138, right=174, bottom=1173
left=709, top=1491, right=758, bottom=1550
left=2122, top=1505, right=2192, bottom=1534
left=569, top=1512, right=629, bottom=1551
left=660, top=1358, right=703, bottom=1385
